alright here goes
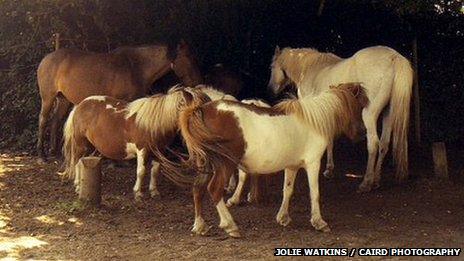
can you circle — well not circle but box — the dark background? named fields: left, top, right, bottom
left=0, top=0, right=463, bottom=150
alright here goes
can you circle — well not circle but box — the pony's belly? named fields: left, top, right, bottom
left=240, top=143, right=303, bottom=174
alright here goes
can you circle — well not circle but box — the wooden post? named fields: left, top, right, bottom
left=432, top=142, right=448, bottom=180
left=77, top=156, right=102, bottom=207
left=54, top=33, right=60, bottom=50
left=412, top=36, right=421, bottom=145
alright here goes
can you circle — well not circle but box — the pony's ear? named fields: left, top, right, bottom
left=347, top=83, right=369, bottom=108
left=182, top=89, right=195, bottom=104
left=275, top=46, right=281, bottom=55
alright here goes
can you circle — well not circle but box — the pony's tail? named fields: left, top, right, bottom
left=60, top=107, right=77, bottom=180
left=154, top=94, right=216, bottom=188
left=390, top=55, right=413, bottom=182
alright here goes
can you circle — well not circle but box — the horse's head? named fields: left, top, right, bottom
left=268, top=46, right=293, bottom=95
left=171, top=40, right=203, bottom=87
left=331, top=83, right=368, bottom=141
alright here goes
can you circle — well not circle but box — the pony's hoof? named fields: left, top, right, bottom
left=312, top=218, right=329, bottom=232
left=228, top=230, right=242, bottom=238
left=323, top=169, right=334, bottom=179
left=276, top=212, right=292, bottom=227
left=191, top=224, right=211, bottom=236
left=357, top=182, right=373, bottom=193
left=134, top=192, right=143, bottom=202
left=320, top=225, right=331, bottom=233
left=37, top=157, right=47, bottom=164
left=226, top=198, right=239, bottom=207
left=150, top=190, right=160, bottom=198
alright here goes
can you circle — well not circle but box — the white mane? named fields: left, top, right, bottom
left=125, top=88, right=184, bottom=139
left=276, top=48, right=342, bottom=87
left=194, top=84, right=238, bottom=101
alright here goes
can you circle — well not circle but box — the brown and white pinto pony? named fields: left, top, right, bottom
left=60, top=87, right=208, bottom=200
left=166, top=83, right=368, bottom=237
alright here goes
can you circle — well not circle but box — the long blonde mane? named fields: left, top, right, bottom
left=276, top=48, right=342, bottom=85
left=274, top=84, right=363, bottom=140
left=125, top=87, right=184, bottom=139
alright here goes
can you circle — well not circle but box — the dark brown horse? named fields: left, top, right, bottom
left=37, top=42, right=202, bottom=161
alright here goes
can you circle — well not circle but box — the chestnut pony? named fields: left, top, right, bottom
left=162, top=83, right=368, bottom=237
left=60, top=87, right=208, bottom=200
left=37, top=41, right=201, bottom=161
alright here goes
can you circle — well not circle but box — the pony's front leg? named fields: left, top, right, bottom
left=305, top=161, right=330, bottom=232
left=323, top=142, right=335, bottom=178
left=276, top=168, right=297, bottom=226
left=149, top=160, right=161, bottom=198
left=132, top=148, right=147, bottom=201
left=226, top=169, right=247, bottom=207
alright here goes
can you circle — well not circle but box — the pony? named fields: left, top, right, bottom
left=268, top=46, right=413, bottom=192
left=60, top=87, right=209, bottom=200
left=37, top=41, right=200, bottom=161
left=161, top=83, right=368, bottom=237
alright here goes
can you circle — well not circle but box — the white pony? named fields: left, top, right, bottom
left=268, top=46, right=413, bottom=192
left=167, top=83, right=367, bottom=237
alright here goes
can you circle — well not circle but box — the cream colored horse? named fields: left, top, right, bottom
left=268, top=46, right=413, bottom=192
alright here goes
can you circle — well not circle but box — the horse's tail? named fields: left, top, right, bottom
left=390, top=55, right=414, bottom=182
left=154, top=95, right=219, bottom=188
left=60, top=107, right=77, bottom=180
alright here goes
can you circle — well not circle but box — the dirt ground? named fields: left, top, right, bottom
left=0, top=147, right=463, bottom=260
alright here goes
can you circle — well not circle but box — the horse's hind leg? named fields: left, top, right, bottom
left=192, top=183, right=210, bottom=235
left=358, top=107, right=381, bottom=193
left=208, top=162, right=240, bottom=237
left=323, top=142, right=335, bottom=178
left=50, top=96, right=71, bottom=157
left=374, top=110, right=393, bottom=187
left=37, top=95, right=56, bottom=162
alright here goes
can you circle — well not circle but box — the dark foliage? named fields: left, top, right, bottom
left=0, top=0, right=463, bottom=150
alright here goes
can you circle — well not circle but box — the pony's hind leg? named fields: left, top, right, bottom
left=358, top=108, right=381, bottom=193
left=226, top=169, right=247, bottom=207
left=305, top=161, right=330, bottom=232
left=225, top=173, right=237, bottom=194
left=149, top=160, right=161, bottom=198
left=133, top=148, right=147, bottom=201
left=192, top=183, right=210, bottom=235
left=37, top=95, right=56, bottom=162
left=323, top=142, right=335, bottom=178
left=49, top=96, right=71, bottom=157
left=208, top=162, right=240, bottom=237
left=276, top=168, right=298, bottom=226
left=374, top=110, right=393, bottom=186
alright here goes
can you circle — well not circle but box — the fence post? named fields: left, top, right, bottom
left=432, top=142, right=448, bottom=180
left=77, top=156, right=103, bottom=207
